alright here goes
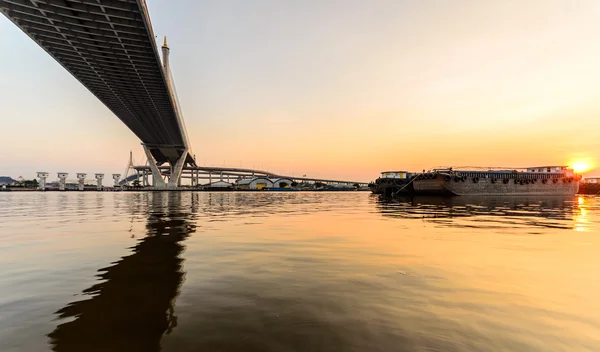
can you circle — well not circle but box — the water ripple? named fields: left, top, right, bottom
left=0, top=192, right=598, bottom=352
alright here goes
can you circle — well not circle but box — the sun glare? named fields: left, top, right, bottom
left=570, top=160, right=595, bottom=173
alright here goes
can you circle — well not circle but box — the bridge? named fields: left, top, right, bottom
left=1, top=0, right=366, bottom=189
left=131, top=166, right=368, bottom=188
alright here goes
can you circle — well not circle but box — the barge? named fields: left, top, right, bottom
left=369, top=171, right=417, bottom=196
left=579, top=176, right=600, bottom=195
left=412, top=166, right=581, bottom=196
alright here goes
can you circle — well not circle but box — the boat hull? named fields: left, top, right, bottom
left=370, top=177, right=415, bottom=196
left=414, top=175, right=579, bottom=196
left=578, top=183, right=600, bottom=195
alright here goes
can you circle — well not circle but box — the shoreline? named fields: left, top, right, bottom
left=0, top=188, right=369, bottom=193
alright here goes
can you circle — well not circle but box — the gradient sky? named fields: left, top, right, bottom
left=1, top=0, right=600, bottom=182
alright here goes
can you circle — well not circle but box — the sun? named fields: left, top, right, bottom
left=569, top=159, right=595, bottom=173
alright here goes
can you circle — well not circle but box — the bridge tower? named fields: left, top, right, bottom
left=142, top=36, right=195, bottom=189
left=120, top=151, right=137, bottom=186
left=2, top=3, right=196, bottom=190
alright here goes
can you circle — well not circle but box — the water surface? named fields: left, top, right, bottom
left=0, top=192, right=599, bottom=351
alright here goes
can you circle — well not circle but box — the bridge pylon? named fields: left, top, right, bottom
left=2, top=2, right=196, bottom=190
left=141, top=36, right=195, bottom=189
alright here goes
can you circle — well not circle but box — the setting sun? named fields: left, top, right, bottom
left=570, top=160, right=595, bottom=174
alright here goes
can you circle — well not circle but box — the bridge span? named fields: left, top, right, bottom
left=1, top=0, right=193, bottom=188
left=2, top=0, right=368, bottom=188
left=128, top=165, right=369, bottom=188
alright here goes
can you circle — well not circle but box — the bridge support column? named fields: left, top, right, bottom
left=142, top=170, right=149, bottom=187
left=142, top=144, right=167, bottom=189
left=190, top=170, right=196, bottom=187
left=142, top=145, right=191, bottom=189
left=167, top=149, right=188, bottom=188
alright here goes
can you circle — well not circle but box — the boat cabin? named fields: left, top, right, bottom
left=380, top=171, right=409, bottom=179
left=526, top=166, right=569, bottom=173
left=583, top=177, right=600, bottom=184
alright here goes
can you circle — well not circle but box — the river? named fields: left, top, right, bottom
left=0, top=192, right=599, bottom=351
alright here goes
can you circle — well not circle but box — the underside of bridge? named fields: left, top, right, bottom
left=2, top=0, right=371, bottom=188
left=1, top=0, right=194, bottom=188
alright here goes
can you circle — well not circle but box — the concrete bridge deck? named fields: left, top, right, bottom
left=2, top=1, right=367, bottom=189
left=132, top=166, right=369, bottom=187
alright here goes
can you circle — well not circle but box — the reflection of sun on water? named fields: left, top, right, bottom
left=574, top=197, right=588, bottom=232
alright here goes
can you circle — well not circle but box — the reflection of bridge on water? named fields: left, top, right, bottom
left=1, top=0, right=365, bottom=189
left=376, top=195, right=587, bottom=230
left=48, top=193, right=196, bottom=352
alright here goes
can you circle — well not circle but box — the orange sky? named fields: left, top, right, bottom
left=1, top=0, right=599, bottom=181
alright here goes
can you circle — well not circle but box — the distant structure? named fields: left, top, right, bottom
left=37, top=172, right=49, bottom=190
left=203, top=180, right=234, bottom=190
left=582, top=177, right=600, bottom=184
left=95, top=174, right=105, bottom=191
left=237, top=178, right=274, bottom=190
left=120, top=151, right=138, bottom=186
left=76, top=173, right=86, bottom=191
left=0, top=176, right=18, bottom=186
left=236, top=177, right=294, bottom=190
left=57, top=173, right=68, bottom=191
left=112, top=174, right=122, bottom=187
